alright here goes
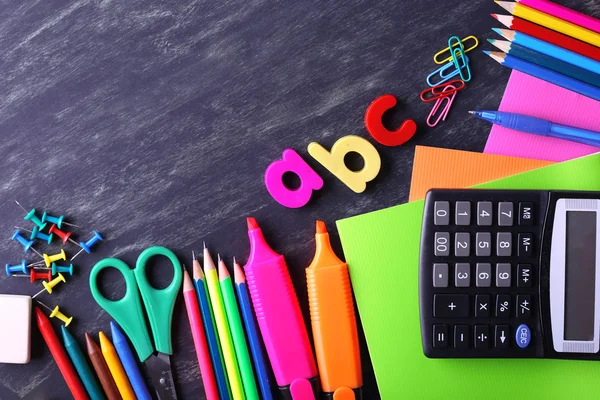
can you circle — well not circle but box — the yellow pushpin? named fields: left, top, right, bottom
left=43, top=249, right=67, bottom=268
left=37, top=301, right=73, bottom=326
left=32, top=273, right=66, bottom=298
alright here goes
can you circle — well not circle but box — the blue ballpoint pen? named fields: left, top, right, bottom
left=470, top=110, right=600, bottom=148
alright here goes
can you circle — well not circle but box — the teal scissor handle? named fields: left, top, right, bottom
left=134, top=246, right=182, bottom=356
left=89, top=258, right=154, bottom=362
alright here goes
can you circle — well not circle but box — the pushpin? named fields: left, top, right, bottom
left=32, top=273, right=66, bottom=298
left=12, top=269, right=53, bottom=283
left=48, top=224, right=77, bottom=246
left=41, top=211, right=79, bottom=229
left=15, top=201, right=47, bottom=230
left=30, top=249, right=67, bottom=268
left=71, top=231, right=103, bottom=261
left=5, top=260, right=28, bottom=276
left=11, top=229, right=43, bottom=257
left=52, top=263, right=74, bottom=276
left=30, top=226, right=54, bottom=244
left=37, top=301, right=73, bottom=326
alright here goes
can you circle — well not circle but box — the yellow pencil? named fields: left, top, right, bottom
left=99, top=331, right=136, bottom=400
left=204, top=245, right=246, bottom=400
left=496, top=1, right=600, bottom=47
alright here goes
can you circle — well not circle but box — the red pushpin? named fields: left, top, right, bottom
left=12, top=269, right=52, bottom=283
left=364, top=94, right=417, bottom=147
left=48, top=224, right=78, bottom=246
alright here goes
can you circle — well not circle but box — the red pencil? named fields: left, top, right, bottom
left=492, top=14, right=600, bottom=62
left=183, top=269, right=219, bottom=400
left=35, top=307, right=89, bottom=400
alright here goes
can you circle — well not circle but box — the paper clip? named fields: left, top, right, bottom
left=433, top=35, right=478, bottom=64
left=426, top=85, right=457, bottom=127
left=449, top=36, right=471, bottom=82
left=420, top=80, right=465, bottom=102
left=426, top=55, right=469, bottom=87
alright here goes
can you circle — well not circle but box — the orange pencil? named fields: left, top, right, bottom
left=306, top=221, right=362, bottom=400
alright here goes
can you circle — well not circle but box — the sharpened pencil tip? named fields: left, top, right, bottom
left=203, top=241, right=206, bottom=249
left=490, top=13, right=499, bottom=20
left=487, top=38, right=496, bottom=44
left=233, top=256, right=236, bottom=264
left=217, top=253, right=221, bottom=262
left=483, top=50, right=491, bottom=55
left=192, top=250, right=196, bottom=260
left=468, top=111, right=475, bottom=114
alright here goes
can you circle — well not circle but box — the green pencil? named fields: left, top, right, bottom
left=219, top=257, right=259, bottom=400
left=61, top=326, right=106, bottom=400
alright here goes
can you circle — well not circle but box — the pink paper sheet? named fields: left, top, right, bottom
left=484, top=71, right=600, bottom=162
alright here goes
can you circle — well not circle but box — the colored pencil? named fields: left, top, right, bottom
left=61, top=326, right=106, bottom=400
left=492, top=14, right=600, bottom=62
left=204, top=247, right=246, bottom=400
left=488, top=39, right=600, bottom=89
left=35, top=308, right=89, bottom=400
left=194, top=250, right=231, bottom=400
left=183, top=268, right=220, bottom=400
left=517, top=0, right=600, bottom=34
left=495, top=1, right=600, bottom=47
left=219, top=258, right=259, bottom=400
left=234, top=259, right=274, bottom=400
left=486, top=51, right=600, bottom=102
left=85, top=333, right=121, bottom=400
left=493, top=28, right=600, bottom=75
left=99, top=331, right=136, bottom=400
left=110, top=321, right=152, bottom=400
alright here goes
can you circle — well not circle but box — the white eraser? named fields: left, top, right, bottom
left=0, top=294, right=31, bottom=364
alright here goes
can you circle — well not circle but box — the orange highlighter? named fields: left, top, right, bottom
left=306, top=221, right=362, bottom=400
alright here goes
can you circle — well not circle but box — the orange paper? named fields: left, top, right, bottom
left=409, top=146, right=554, bottom=201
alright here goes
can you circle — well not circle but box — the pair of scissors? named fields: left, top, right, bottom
left=89, top=246, right=182, bottom=400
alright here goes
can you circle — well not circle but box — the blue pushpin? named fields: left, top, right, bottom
left=5, top=260, right=28, bottom=276
left=71, top=231, right=103, bottom=261
left=51, top=263, right=74, bottom=276
left=12, top=229, right=35, bottom=253
left=41, top=211, right=79, bottom=229
left=30, top=226, right=53, bottom=244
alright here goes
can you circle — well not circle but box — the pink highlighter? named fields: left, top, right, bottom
left=244, top=217, right=318, bottom=400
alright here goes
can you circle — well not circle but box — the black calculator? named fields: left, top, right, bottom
left=420, top=189, right=600, bottom=359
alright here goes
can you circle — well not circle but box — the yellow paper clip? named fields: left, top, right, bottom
left=433, top=35, right=478, bottom=65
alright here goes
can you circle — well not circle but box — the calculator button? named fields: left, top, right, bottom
left=454, top=325, right=469, bottom=349
left=475, top=232, right=492, bottom=256
left=496, top=232, right=512, bottom=256
left=455, top=263, right=470, bottom=287
left=477, top=201, right=493, bottom=226
left=516, top=324, right=531, bottom=348
left=519, top=202, right=534, bottom=226
left=476, top=263, right=492, bottom=287
left=433, top=294, right=469, bottom=318
left=434, top=201, right=450, bottom=225
left=496, top=294, right=511, bottom=318
left=454, top=232, right=470, bottom=257
left=455, top=201, right=471, bottom=225
left=496, top=263, right=512, bottom=287
left=517, top=295, right=532, bottom=319
left=433, top=325, right=449, bottom=348
left=517, top=264, right=533, bottom=288
left=518, top=233, right=533, bottom=257
left=474, top=325, right=490, bottom=349
left=495, top=325, right=510, bottom=349
left=433, top=263, right=449, bottom=288
left=434, top=232, right=450, bottom=256
left=475, top=294, right=491, bottom=318
left=498, top=202, right=514, bottom=226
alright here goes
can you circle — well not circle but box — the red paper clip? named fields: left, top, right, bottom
left=420, top=80, right=465, bottom=102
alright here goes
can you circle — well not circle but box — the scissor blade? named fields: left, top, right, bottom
left=145, top=353, right=178, bottom=400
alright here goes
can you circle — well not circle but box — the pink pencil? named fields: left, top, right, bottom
left=183, top=269, right=219, bottom=400
left=518, top=0, right=600, bottom=34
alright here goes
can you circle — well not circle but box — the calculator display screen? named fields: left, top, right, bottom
left=564, top=211, right=597, bottom=341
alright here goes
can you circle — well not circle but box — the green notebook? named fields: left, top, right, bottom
left=337, top=153, right=600, bottom=399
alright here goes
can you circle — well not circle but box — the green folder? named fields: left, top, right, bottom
left=337, top=153, right=600, bottom=399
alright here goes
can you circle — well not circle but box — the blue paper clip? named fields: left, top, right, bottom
left=448, top=35, right=471, bottom=82
left=426, top=54, right=470, bottom=87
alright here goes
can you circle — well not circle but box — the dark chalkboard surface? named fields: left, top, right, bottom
left=0, top=0, right=597, bottom=398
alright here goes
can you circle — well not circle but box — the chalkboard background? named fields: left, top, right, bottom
left=0, top=0, right=596, bottom=398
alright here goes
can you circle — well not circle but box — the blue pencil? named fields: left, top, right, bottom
left=486, top=51, right=600, bottom=102
left=234, top=260, right=273, bottom=400
left=193, top=252, right=231, bottom=400
left=494, top=28, right=600, bottom=76
left=110, top=321, right=152, bottom=400
left=489, top=39, right=600, bottom=89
